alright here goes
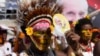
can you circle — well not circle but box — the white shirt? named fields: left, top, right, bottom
left=0, top=42, right=17, bottom=56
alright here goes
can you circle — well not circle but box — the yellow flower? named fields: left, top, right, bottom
left=86, top=15, right=90, bottom=19
left=25, top=27, right=33, bottom=36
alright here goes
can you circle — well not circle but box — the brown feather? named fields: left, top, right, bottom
left=18, top=0, right=60, bottom=26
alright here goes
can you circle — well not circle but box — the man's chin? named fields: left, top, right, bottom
left=84, top=37, right=91, bottom=41
left=36, top=44, right=49, bottom=51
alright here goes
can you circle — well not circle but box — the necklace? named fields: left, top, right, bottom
left=80, top=43, right=92, bottom=52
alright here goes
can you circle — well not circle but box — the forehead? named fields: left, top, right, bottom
left=82, top=24, right=92, bottom=29
left=63, top=0, right=88, bottom=9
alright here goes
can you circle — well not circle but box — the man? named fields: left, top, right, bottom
left=57, top=0, right=88, bottom=24
left=18, top=0, right=59, bottom=56
left=74, top=18, right=94, bottom=56
left=0, top=25, right=17, bottom=56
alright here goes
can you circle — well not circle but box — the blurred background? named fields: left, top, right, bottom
left=0, top=0, right=100, bottom=28
left=0, top=0, right=18, bottom=19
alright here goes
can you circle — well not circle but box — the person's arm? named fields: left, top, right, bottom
left=93, top=41, right=100, bottom=56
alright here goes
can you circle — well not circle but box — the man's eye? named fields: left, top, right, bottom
left=82, top=30, right=86, bottom=33
left=79, top=12, right=85, bottom=16
left=67, top=12, right=75, bottom=16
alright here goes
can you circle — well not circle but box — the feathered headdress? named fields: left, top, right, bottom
left=17, top=0, right=59, bottom=30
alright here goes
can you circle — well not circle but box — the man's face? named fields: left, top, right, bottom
left=81, top=24, right=93, bottom=40
left=30, top=29, right=52, bottom=51
left=62, top=0, right=88, bottom=22
left=27, top=16, right=53, bottom=51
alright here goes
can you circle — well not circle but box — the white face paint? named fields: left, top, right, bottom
left=61, top=0, right=88, bottom=22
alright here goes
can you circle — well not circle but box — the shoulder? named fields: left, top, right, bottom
left=93, top=41, right=100, bottom=56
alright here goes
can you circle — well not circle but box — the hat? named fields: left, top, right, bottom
left=18, top=0, right=60, bottom=31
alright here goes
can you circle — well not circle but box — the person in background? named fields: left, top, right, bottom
left=74, top=18, right=94, bottom=56
left=93, top=39, right=100, bottom=56
left=91, top=28, right=100, bottom=43
left=0, top=25, right=17, bottom=56
left=64, top=31, right=82, bottom=56
left=57, top=0, right=89, bottom=29
left=57, top=0, right=88, bottom=22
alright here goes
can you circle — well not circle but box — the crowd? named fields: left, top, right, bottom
left=0, top=0, right=100, bottom=56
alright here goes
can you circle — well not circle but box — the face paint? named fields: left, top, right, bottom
left=25, top=26, right=52, bottom=51
left=30, top=31, right=52, bottom=51
left=81, top=24, right=93, bottom=40
left=19, top=0, right=59, bottom=53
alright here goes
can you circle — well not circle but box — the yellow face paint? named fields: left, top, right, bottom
left=82, top=30, right=92, bottom=37
left=81, top=29, right=92, bottom=40
left=31, top=31, right=52, bottom=51
left=26, top=28, right=52, bottom=51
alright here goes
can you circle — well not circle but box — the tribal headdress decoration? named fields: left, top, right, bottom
left=17, top=0, right=59, bottom=29
left=17, top=0, right=61, bottom=51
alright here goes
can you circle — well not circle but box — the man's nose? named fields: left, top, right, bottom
left=86, top=30, right=92, bottom=35
left=75, top=14, right=81, bottom=21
